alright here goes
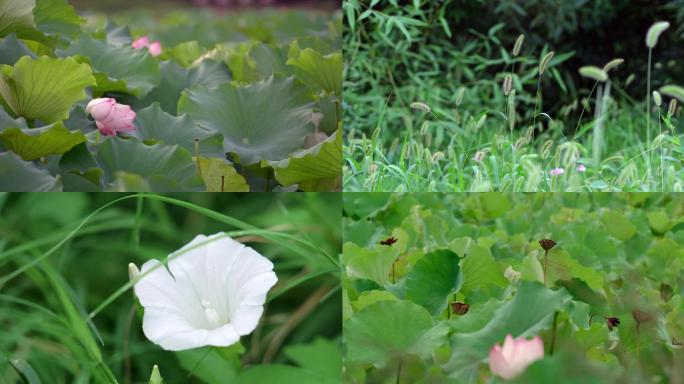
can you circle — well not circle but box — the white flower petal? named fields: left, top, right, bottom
left=133, top=233, right=277, bottom=351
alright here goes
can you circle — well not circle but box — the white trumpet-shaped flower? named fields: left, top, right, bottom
left=132, top=233, right=278, bottom=351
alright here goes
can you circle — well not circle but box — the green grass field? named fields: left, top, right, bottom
left=0, top=193, right=341, bottom=383
left=343, top=1, right=684, bottom=192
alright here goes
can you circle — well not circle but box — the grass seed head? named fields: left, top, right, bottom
left=539, top=51, right=555, bottom=75
left=668, top=99, right=678, bottom=118
left=660, top=85, right=684, bottom=103
left=646, top=21, right=670, bottom=48
left=579, top=66, right=608, bottom=83
left=513, top=34, right=525, bottom=57
left=503, top=74, right=513, bottom=96
left=653, top=91, right=662, bottom=107
left=410, top=101, right=431, bottom=113
left=602, top=58, right=624, bottom=73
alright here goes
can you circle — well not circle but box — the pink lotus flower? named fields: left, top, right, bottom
left=86, top=98, right=136, bottom=136
left=132, top=35, right=162, bottom=57
left=549, top=168, right=565, bottom=176
left=489, top=335, right=544, bottom=380
left=577, top=164, right=586, bottom=173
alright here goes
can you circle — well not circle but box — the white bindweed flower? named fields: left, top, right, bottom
left=132, top=233, right=278, bottom=351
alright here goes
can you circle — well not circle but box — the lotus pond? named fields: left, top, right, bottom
left=342, top=193, right=684, bottom=383
left=0, top=0, right=341, bottom=191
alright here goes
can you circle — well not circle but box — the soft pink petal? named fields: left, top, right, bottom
left=132, top=36, right=150, bottom=49
left=148, top=41, right=162, bottom=57
left=489, top=343, right=514, bottom=380
left=501, top=334, right=516, bottom=361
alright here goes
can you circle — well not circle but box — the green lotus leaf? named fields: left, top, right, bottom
left=101, top=19, right=131, bottom=48
left=344, top=300, right=449, bottom=367
left=137, top=60, right=231, bottom=115
left=545, top=248, right=604, bottom=292
left=445, top=281, right=571, bottom=380
left=224, top=43, right=260, bottom=83
left=96, top=137, right=204, bottom=191
left=459, top=244, right=507, bottom=294
left=196, top=156, right=249, bottom=192
left=265, top=129, right=341, bottom=191
left=250, top=42, right=290, bottom=78
left=0, top=56, right=95, bottom=123
left=178, top=75, right=315, bottom=165
left=601, top=210, right=636, bottom=241
left=0, top=33, right=36, bottom=65
left=287, top=41, right=342, bottom=96
left=0, top=151, right=61, bottom=191
left=165, top=41, right=205, bottom=68
left=0, top=103, right=27, bottom=128
left=0, top=0, right=41, bottom=43
left=33, top=0, right=82, bottom=41
left=238, top=365, right=336, bottom=384
left=60, top=34, right=160, bottom=97
left=343, top=242, right=398, bottom=286
left=0, top=121, right=85, bottom=160
left=134, top=103, right=224, bottom=158
left=404, top=249, right=462, bottom=315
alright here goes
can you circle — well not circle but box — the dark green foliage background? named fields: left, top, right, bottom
left=344, top=0, right=684, bottom=134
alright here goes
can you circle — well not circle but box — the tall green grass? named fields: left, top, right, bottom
left=343, top=3, right=683, bottom=192
left=0, top=193, right=341, bottom=383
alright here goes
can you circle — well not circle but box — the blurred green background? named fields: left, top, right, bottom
left=0, top=193, right=341, bottom=383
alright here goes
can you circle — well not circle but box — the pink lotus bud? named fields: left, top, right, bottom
left=489, top=334, right=544, bottom=380
left=87, top=98, right=136, bottom=136
left=148, top=41, right=162, bottom=57
left=132, top=36, right=150, bottom=50
left=86, top=98, right=116, bottom=121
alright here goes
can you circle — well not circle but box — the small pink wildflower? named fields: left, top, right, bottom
left=549, top=168, right=565, bottom=176
left=577, top=164, right=586, bottom=173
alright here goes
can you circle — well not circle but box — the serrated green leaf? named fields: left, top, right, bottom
left=0, top=121, right=85, bottom=160
left=265, top=129, right=341, bottom=191
left=0, top=56, right=95, bottom=123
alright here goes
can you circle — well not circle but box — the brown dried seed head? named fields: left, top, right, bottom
left=451, top=302, right=470, bottom=315
left=539, top=239, right=557, bottom=251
